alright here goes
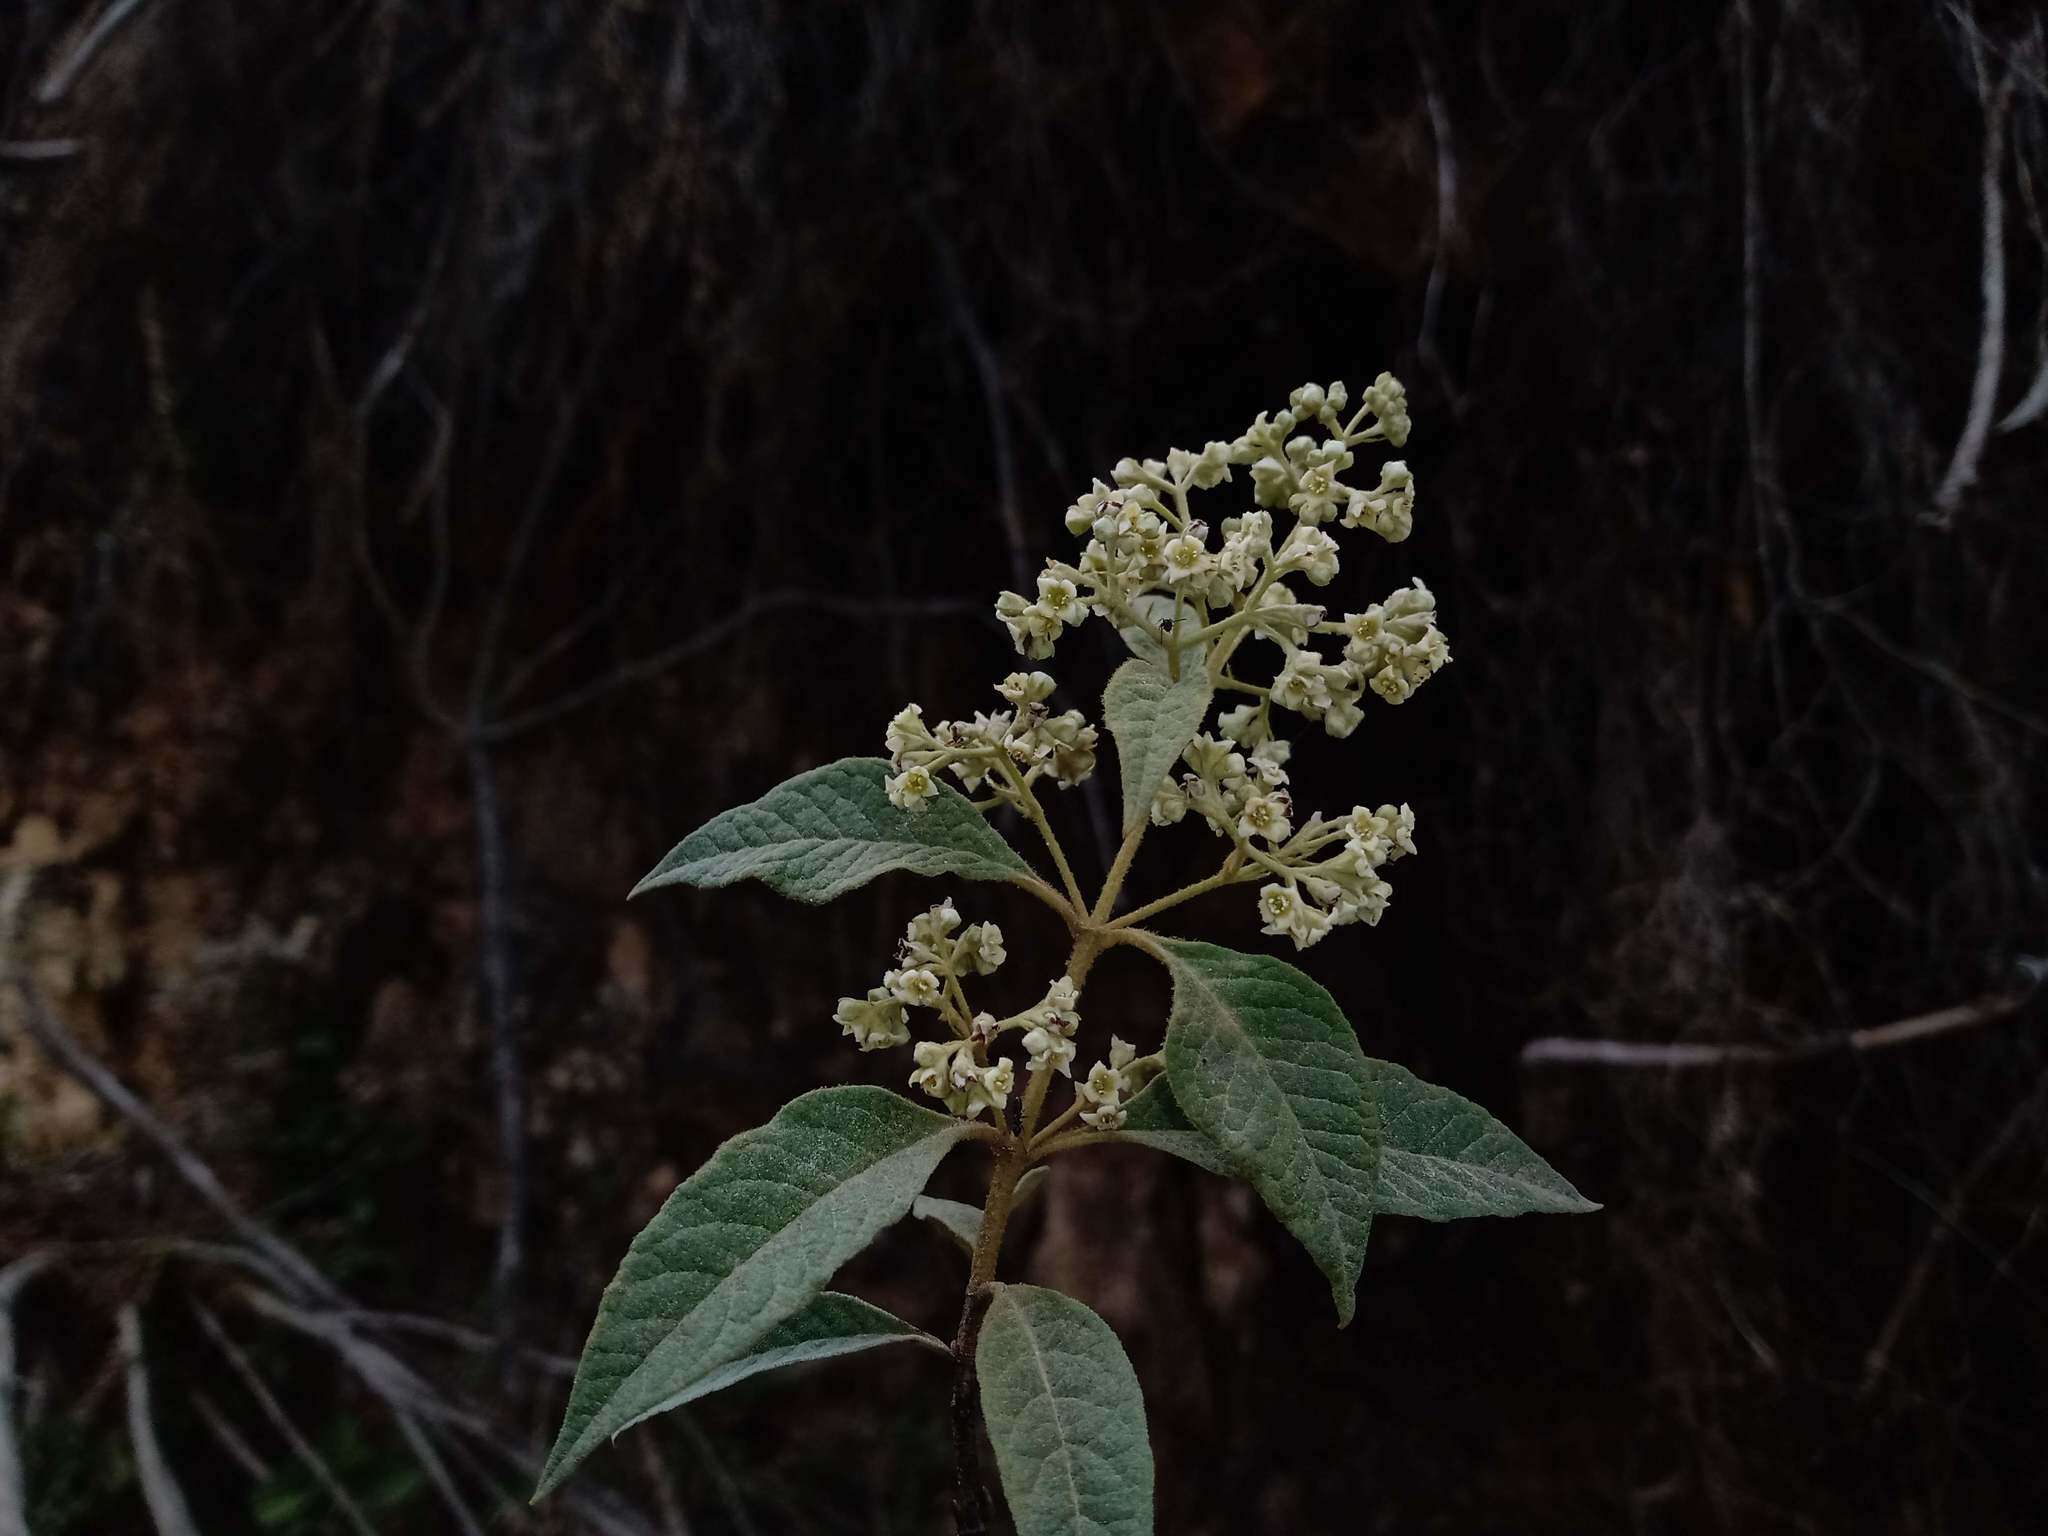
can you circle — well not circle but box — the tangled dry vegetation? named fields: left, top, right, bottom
left=2, top=2, right=2045, bottom=1533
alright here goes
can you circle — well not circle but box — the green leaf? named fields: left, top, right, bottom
left=913, top=1168, right=1048, bottom=1254
left=631, top=757, right=1032, bottom=904
left=1122, top=1071, right=1598, bottom=1222
left=976, top=1284, right=1153, bottom=1536
left=1117, top=1077, right=1234, bottom=1177
left=1103, top=659, right=1213, bottom=835
left=1115, top=593, right=1206, bottom=671
left=1363, top=1059, right=1600, bottom=1220
left=617, top=1292, right=947, bottom=1428
left=1155, top=940, right=1380, bottom=1324
left=535, top=1087, right=972, bottom=1499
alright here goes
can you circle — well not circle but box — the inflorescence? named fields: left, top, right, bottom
left=848, top=376, right=1448, bottom=1120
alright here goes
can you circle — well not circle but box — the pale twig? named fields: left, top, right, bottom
left=190, top=1391, right=271, bottom=1480
left=4, top=880, right=344, bottom=1309
left=118, top=1306, right=202, bottom=1536
left=468, top=736, right=527, bottom=1367
left=1520, top=989, right=2033, bottom=1068
left=1932, top=61, right=2014, bottom=520
left=240, top=1289, right=487, bottom=1536
left=0, top=139, right=82, bottom=161
left=35, top=0, right=156, bottom=104
left=193, top=1302, right=378, bottom=1536
left=0, top=1254, right=54, bottom=1536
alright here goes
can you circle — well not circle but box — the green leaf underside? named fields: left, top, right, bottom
left=976, top=1285, right=1154, bottom=1536
left=631, top=757, right=1031, bottom=904
left=617, top=1292, right=946, bottom=1429
left=1103, top=658, right=1215, bottom=835
left=1122, top=1074, right=1597, bottom=1221
left=1362, top=1058, right=1600, bottom=1220
left=535, top=1088, right=971, bottom=1499
left=1117, top=593, right=1208, bottom=671
left=913, top=1167, right=1048, bottom=1254
left=1156, top=940, right=1380, bottom=1325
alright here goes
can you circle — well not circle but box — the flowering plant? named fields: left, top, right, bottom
left=533, top=377, right=1595, bottom=1533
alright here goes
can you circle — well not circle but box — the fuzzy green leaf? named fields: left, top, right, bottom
left=976, top=1284, right=1153, bottom=1536
left=1122, top=1070, right=1597, bottom=1222
left=616, top=1292, right=946, bottom=1429
left=534, top=1088, right=972, bottom=1499
left=631, top=757, right=1031, bottom=904
left=1103, top=659, right=1213, bottom=835
left=913, top=1168, right=1048, bottom=1254
left=1155, top=940, right=1380, bottom=1324
left=1116, top=1076, right=1235, bottom=1176
left=1363, top=1058, right=1600, bottom=1220
left=1116, top=593, right=1207, bottom=671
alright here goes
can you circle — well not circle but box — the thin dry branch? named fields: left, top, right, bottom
left=1933, top=61, right=2015, bottom=519
left=189, top=1391, right=271, bottom=1481
left=1521, top=989, right=2034, bottom=1068
left=118, top=1306, right=202, bottom=1536
left=193, top=1302, right=379, bottom=1536
left=35, top=0, right=156, bottom=105
left=6, top=975, right=345, bottom=1308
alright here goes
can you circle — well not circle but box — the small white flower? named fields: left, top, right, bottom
left=1108, top=1036, right=1138, bottom=1073
left=1036, top=570, right=1089, bottom=624
left=1257, top=882, right=1332, bottom=947
left=1077, top=1061, right=1126, bottom=1129
left=886, top=703, right=933, bottom=757
left=1337, top=873, right=1393, bottom=928
left=1362, top=371, right=1410, bottom=446
left=1149, top=776, right=1190, bottom=826
left=955, top=921, right=1007, bottom=975
left=1271, top=651, right=1332, bottom=716
left=995, top=591, right=1063, bottom=660
left=996, top=670, right=1057, bottom=705
left=1323, top=697, right=1365, bottom=738
left=1344, top=461, right=1414, bottom=543
left=975, top=1059, right=1016, bottom=1116
left=1161, top=530, right=1211, bottom=585
left=1182, top=734, right=1244, bottom=781
left=1238, top=792, right=1293, bottom=844
left=886, top=967, right=944, bottom=1009
left=1276, top=526, right=1341, bottom=586
left=833, top=987, right=910, bottom=1051
left=1216, top=701, right=1269, bottom=746
left=1042, top=976, right=1079, bottom=1016
left=886, top=765, right=940, bottom=811
left=1022, top=1025, right=1078, bottom=1077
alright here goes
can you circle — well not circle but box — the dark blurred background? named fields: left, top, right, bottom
left=3, top=1, right=2045, bottom=1532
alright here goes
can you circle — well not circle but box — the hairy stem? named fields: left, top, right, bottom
left=997, top=758, right=1087, bottom=911
left=949, top=1146, right=1025, bottom=1535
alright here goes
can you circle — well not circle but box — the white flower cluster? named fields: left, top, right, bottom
left=1151, top=718, right=1418, bottom=949
left=909, top=1039, right=1016, bottom=1121
left=833, top=898, right=1005, bottom=1053
left=1250, top=801, right=1417, bottom=951
left=883, top=672, right=1099, bottom=813
left=833, top=900, right=1106, bottom=1122
left=989, top=375, right=1417, bottom=678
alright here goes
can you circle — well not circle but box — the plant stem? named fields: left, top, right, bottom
left=997, top=758, right=1087, bottom=912
left=1090, top=821, right=1147, bottom=923
left=948, top=1145, right=1026, bottom=1535
left=1106, top=862, right=1246, bottom=930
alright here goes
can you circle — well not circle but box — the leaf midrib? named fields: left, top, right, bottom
left=1002, top=1292, right=1087, bottom=1531
left=561, top=1131, right=955, bottom=1470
